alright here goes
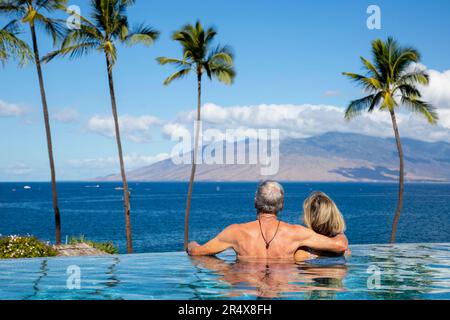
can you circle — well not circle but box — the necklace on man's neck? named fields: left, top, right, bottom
left=258, top=216, right=281, bottom=250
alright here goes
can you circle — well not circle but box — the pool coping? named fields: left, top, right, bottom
left=1, top=242, right=449, bottom=263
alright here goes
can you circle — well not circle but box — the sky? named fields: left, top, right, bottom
left=1, top=0, right=450, bottom=181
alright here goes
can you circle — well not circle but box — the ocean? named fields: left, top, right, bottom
left=0, top=182, right=449, bottom=253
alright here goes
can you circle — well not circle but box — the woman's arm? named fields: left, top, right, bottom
left=294, top=226, right=348, bottom=253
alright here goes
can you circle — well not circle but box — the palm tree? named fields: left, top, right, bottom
left=157, top=21, right=235, bottom=251
left=0, top=21, right=32, bottom=65
left=343, top=37, right=438, bottom=243
left=43, top=0, right=159, bottom=253
left=0, top=0, right=67, bottom=245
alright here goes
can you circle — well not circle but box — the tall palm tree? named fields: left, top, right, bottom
left=157, top=21, right=235, bottom=251
left=43, top=0, right=159, bottom=253
left=0, top=21, right=32, bottom=65
left=343, top=37, right=438, bottom=243
left=0, top=0, right=66, bottom=245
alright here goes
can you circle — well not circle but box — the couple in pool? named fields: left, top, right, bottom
left=188, top=180, right=349, bottom=262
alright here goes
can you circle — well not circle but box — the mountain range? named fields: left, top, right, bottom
left=96, top=132, right=450, bottom=182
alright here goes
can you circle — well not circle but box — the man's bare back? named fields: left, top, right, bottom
left=188, top=214, right=348, bottom=261
left=188, top=181, right=347, bottom=261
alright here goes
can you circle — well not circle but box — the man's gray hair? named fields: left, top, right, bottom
left=254, top=180, right=284, bottom=214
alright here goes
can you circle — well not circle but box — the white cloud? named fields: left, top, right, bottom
left=420, top=68, right=450, bottom=109
left=68, top=153, right=169, bottom=170
left=86, top=114, right=161, bottom=143
left=168, top=102, right=450, bottom=142
left=0, top=100, right=27, bottom=117
left=165, top=65, right=450, bottom=143
left=52, top=107, right=79, bottom=123
left=405, top=63, right=450, bottom=109
left=162, top=122, right=191, bottom=140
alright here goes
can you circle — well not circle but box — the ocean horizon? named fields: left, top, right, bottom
left=1, top=181, right=449, bottom=254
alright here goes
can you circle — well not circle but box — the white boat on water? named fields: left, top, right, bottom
left=85, top=185, right=100, bottom=188
left=115, top=187, right=132, bottom=191
left=23, top=186, right=31, bottom=190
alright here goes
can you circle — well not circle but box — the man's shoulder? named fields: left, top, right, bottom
left=228, top=221, right=256, bottom=230
left=222, top=222, right=251, bottom=232
left=224, top=221, right=262, bottom=236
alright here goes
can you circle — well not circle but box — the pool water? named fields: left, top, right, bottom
left=0, top=243, right=449, bottom=300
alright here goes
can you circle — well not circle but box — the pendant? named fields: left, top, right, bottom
left=266, top=243, right=270, bottom=249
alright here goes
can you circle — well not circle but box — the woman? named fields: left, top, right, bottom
left=295, top=191, right=347, bottom=262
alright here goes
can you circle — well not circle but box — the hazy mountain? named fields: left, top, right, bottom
left=96, top=132, right=450, bottom=182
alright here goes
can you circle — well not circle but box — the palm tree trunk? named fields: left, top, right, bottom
left=184, top=70, right=202, bottom=251
left=30, top=24, right=61, bottom=245
left=389, top=109, right=404, bottom=243
left=105, top=54, right=133, bottom=254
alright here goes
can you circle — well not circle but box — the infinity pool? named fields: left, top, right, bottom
left=0, top=243, right=449, bottom=300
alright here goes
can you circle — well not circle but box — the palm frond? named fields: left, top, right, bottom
left=124, top=24, right=159, bottom=47
left=33, top=13, right=65, bottom=44
left=40, top=20, right=102, bottom=64
left=342, top=72, right=381, bottom=92
left=371, top=38, right=390, bottom=82
left=360, top=56, right=382, bottom=81
left=163, top=68, right=191, bottom=85
left=395, top=84, right=421, bottom=99
left=42, top=41, right=98, bottom=63
left=398, top=69, right=429, bottom=86
left=36, top=0, right=68, bottom=12
left=392, top=47, right=420, bottom=79
left=208, top=62, right=235, bottom=85
left=0, top=2, right=26, bottom=17
left=156, top=56, right=192, bottom=68
left=207, top=44, right=234, bottom=65
left=0, top=22, right=32, bottom=66
left=401, top=97, right=438, bottom=124
left=344, top=94, right=378, bottom=120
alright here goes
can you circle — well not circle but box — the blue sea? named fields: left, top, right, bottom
left=0, top=182, right=449, bottom=253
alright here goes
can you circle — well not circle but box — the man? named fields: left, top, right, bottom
left=188, top=181, right=348, bottom=261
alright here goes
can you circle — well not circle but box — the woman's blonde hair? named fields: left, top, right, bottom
left=303, top=191, right=346, bottom=237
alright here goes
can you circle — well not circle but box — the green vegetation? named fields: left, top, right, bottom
left=157, top=20, right=235, bottom=250
left=0, top=236, right=57, bottom=259
left=0, top=21, right=32, bottom=65
left=343, top=37, right=438, bottom=242
left=69, top=235, right=119, bottom=255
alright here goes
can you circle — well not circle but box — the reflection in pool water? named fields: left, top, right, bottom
left=0, top=243, right=449, bottom=300
left=190, top=256, right=348, bottom=299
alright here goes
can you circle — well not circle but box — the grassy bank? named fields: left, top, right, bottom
left=0, top=235, right=118, bottom=259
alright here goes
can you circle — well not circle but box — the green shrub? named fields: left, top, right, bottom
left=69, top=235, right=119, bottom=255
left=0, top=236, right=57, bottom=259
